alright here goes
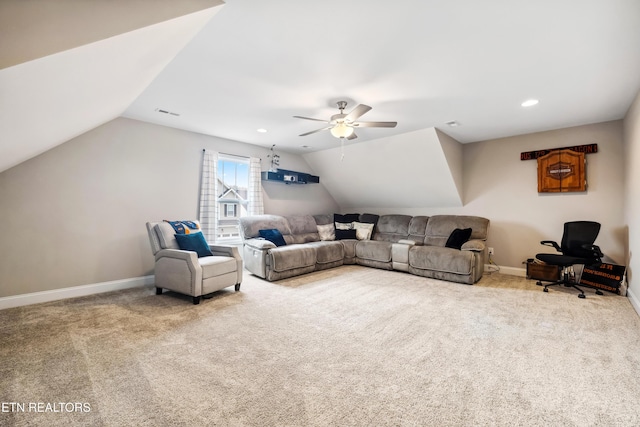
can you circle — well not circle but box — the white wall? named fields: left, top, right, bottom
left=0, top=117, right=337, bottom=298
left=623, top=90, right=640, bottom=310
left=0, top=116, right=627, bottom=300
left=303, top=128, right=463, bottom=209
left=349, top=121, right=626, bottom=272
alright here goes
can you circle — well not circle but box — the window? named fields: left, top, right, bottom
left=224, top=203, right=237, bottom=218
left=216, top=156, right=249, bottom=241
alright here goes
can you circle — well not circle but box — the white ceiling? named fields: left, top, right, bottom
left=2, top=0, right=640, bottom=175
left=123, top=0, right=640, bottom=153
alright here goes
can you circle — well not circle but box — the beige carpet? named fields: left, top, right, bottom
left=2, top=266, right=640, bottom=426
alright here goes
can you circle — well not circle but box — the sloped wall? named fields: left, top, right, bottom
left=0, top=6, right=221, bottom=173
left=303, top=128, right=463, bottom=209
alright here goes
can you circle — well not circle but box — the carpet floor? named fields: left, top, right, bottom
left=1, top=266, right=640, bottom=426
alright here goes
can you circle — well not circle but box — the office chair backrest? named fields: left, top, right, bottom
left=561, top=221, right=601, bottom=260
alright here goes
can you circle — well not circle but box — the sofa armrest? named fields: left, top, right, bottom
left=461, top=239, right=486, bottom=252
left=210, top=245, right=243, bottom=284
left=154, top=249, right=202, bottom=296
left=245, top=238, right=276, bottom=250
left=156, top=248, right=199, bottom=264
left=209, top=244, right=242, bottom=259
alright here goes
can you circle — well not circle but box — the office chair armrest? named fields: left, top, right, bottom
left=581, top=243, right=604, bottom=259
left=540, top=240, right=561, bottom=252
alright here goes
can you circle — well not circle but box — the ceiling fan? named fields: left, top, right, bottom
left=294, top=101, right=397, bottom=140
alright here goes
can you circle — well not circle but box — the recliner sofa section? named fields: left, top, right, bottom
left=239, top=213, right=489, bottom=285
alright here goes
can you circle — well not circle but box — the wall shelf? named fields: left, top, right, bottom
left=261, top=168, right=319, bottom=184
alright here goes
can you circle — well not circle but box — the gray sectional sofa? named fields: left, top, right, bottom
left=239, top=213, right=490, bottom=285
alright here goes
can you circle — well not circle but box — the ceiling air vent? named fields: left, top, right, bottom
left=155, top=108, right=180, bottom=117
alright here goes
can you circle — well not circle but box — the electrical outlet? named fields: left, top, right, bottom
left=488, top=247, right=494, bottom=255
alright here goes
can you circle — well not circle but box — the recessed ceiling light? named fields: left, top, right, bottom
left=445, top=120, right=459, bottom=127
left=257, top=128, right=267, bottom=133
left=521, top=99, right=539, bottom=107
left=301, top=145, right=311, bottom=149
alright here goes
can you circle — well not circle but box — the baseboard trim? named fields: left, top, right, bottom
left=0, top=276, right=155, bottom=310
left=627, top=287, right=640, bottom=318
left=485, top=265, right=526, bottom=277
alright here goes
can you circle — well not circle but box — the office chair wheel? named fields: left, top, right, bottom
left=596, top=290, right=603, bottom=295
left=543, top=288, right=548, bottom=293
left=578, top=293, right=586, bottom=299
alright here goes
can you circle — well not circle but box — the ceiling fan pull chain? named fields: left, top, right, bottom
left=341, top=138, right=345, bottom=161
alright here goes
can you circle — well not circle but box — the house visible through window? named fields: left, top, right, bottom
left=224, top=203, right=237, bottom=218
left=217, top=156, right=249, bottom=241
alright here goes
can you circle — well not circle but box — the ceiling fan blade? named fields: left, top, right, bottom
left=353, top=121, right=397, bottom=128
left=299, top=126, right=332, bottom=137
left=347, top=132, right=358, bottom=140
left=345, top=104, right=372, bottom=122
left=293, top=115, right=329, bottom=123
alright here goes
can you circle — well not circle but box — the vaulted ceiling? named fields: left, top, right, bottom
left=0, top=0, right=223, bottom=172
left=1, top=0, right=640, bottom=176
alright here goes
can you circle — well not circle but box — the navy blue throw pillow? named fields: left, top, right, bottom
left=259, top=229, right=287, bottom=247
left=334, top=213, right=360, bottom=224
left=335, top=229, right=358, bottom=240
left=175, top=232, right=213, bottom=257
left=445, top=228, right=472, bottom=250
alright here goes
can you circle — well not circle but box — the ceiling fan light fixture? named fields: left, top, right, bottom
left=330, top=122, right=354, bottom=138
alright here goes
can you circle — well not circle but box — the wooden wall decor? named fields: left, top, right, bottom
left=521, top=143, right=597, bottom=161
left=537, top=149, right=586, bottom=193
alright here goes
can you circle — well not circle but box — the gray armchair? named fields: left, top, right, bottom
left=146, top=221, right=243, bottom=304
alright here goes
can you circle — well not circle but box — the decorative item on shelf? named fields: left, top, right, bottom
left=267, top=144, right=280, bottom=172
left=261, top=168, right=319, bottom=185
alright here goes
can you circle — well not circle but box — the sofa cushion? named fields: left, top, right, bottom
left=199, top=256, right=238, bottom=279
left=240, top=215, right=291, bottom=240
left=286, top=214, right=318, bottom=234
left=154, top=222, right=181, bottom=250
left=408, top=216, right=429, bottom=242
left=353, top=222, right=374, bottom=240
left=341, top=239, right=358, bottom=259
left=356, top=240, right=392, bottom=262
left=374, top=215, right=412, bottom=242
left=359, top=213, right=380, bottom=235
left=269, top=245, right=316, bottom=272
left=165, top=220, right=201, bottom=234
left=424, top=215, right=490, bottom=247
left=306, top=241, right=344, bottom=264
left=336, top=229, right=357, bottom=240
left=313, top=214, right=333, bottom=225
left=334, top=213, right=359, bottom=223
left=445, top=228, right=472, bottom=250
left=335, top=222, right=354, bottom=230
left=409, top=246, right=474, bottom=275
left=175, top=232, right=213, bottom=258
left=259, top=229, right=287, bottom=247
left=317, top=223, right=335, bottom=241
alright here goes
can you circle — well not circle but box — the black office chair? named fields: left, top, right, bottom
left=535, top=221, right=604, bottom=298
